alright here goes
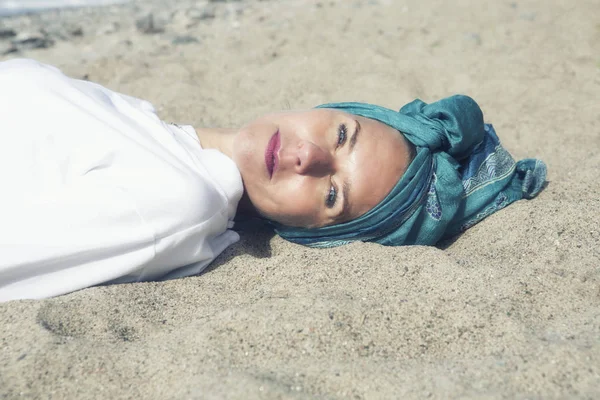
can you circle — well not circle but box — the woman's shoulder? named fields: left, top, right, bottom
left=0, top=58, right=65, bottom=82
left=118, top=153, right=240, bottom=238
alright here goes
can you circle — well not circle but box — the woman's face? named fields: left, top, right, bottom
left=233, top=109, right=412, bottom=228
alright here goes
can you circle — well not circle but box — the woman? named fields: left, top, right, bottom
left=0, top=59, right=546, bottom=301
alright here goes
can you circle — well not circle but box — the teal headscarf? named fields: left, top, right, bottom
left=273, top=95, right=547, bottom=247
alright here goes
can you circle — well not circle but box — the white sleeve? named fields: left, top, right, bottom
left=0, top=180, right=156, bottom=302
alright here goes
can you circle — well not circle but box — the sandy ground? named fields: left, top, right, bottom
left=1, top=0, right=599, bottom=398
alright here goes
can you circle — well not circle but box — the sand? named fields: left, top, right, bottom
left=1, top=0, right=599, bottom=398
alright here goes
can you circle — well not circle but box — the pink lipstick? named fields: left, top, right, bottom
left=265, top=130, right=280, bottom=179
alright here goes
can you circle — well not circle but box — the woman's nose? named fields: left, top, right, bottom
left=288, top=140, right=333, bottom=176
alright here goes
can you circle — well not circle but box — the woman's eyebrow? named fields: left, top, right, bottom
left=341, top=179, right=351, bottom=221
left=349, top=119, right=360, bottom=151
left=340, top=120, right=361, bottom=220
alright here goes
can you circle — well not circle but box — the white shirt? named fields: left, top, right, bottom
left=0, top=59, right=243, bottom=301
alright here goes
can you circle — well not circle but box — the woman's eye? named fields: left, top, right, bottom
left=337, top=123, right=347, bottom=147
left=325, top=184, right=337, bottom=208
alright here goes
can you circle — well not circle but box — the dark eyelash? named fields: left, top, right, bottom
left=325, top=184, right=337, bottom=208
left=337, top=123, right=347, bottom=147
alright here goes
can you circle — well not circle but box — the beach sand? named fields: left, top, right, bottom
left=1, top=0, right=599, bottom=398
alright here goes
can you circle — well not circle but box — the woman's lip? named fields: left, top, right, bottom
left=265, top=129, right=281, bottom=179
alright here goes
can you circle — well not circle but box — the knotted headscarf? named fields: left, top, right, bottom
left=273, top=95, right=547, bottom=247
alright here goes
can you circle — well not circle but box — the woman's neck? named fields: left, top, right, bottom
left=194, top=126, right=260, bottom=219
left=194, top=127, right=237, bottom=159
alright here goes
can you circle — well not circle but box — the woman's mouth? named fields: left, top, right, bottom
left=265, top=129, right=280, bottom=179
